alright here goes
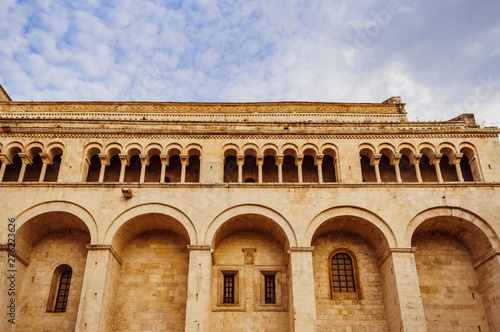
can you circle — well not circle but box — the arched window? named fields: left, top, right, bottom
left=329, top=249, right=361, bottom=299
left=47, top=265, right=72, bottom=313
left=54, top=270, right=72, bottom=312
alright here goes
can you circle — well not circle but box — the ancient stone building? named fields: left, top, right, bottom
left=1, top=83, right=499, bottom=332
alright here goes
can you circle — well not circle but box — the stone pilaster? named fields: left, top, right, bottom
left=379, top=248, right=427, bottom=332
left=75, top=245, right=122, bottom=332
left=474, top=249, right=500, bottom=331
left=185, top=245, right=212, bottom=332
left=288, top=247, right=316, bottom=332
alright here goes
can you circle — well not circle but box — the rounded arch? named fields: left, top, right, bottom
left=305, top=206, right=397, bottom=257
left=25, top=141, right=44, bottom=156
left=458, top=142, right=478, bottom=159
left=377, top=142, right=396, bottom=155
left=144, top=143, right=162, bottom=158
left=438, top=142, right=457, bottom=154
left=320, top=143, right=338, bottom=157
left=405, top=206, right=500, bottom=260
left=242, top=143, right=260, bottom=156
left=9, top=201, right=98, bottom=255
left=418, top=142, right=437, bottom=157
left=185, top=143, right=202, bottom=158
left=165, top=143, right=183, bottom=158
left=222, top=143, right=240, bottom=157
left=204, top=204, right=297, bottom=251
left=280, top=143, right=299, bottom=157
left=124, top=142, right=142, bottom=158
left=5, top=142, right=23, bottom=160
left=358, top=143, right=376, bottom=158
left=262, top=143, right=279, bottom=157
left=46, top=141, right=65, bottom=158
left=84, top=142, right=103, bottom=159
left=301, top=143, right=319, bottom=157
left=104, top=203, right=197, bottom=255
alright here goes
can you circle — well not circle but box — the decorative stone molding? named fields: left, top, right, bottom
left=86, top=244, right=123, bottom=265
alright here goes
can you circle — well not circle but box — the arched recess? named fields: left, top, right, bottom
left=405, top=206, right=499, bottom=261
left=407, top=206, right=499, bottom=330
left=12, top=202, right=94, bottom=332
left=104, top=203, right=197, bottom=255
left=11, top=201, right=98, bottom=250
left=106, top=203, right=195, bottom=332
left=204, top=204, right=297, bottom=251
left=305, top=206, right=396, bottom=257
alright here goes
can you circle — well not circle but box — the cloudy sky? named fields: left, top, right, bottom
left=1, top=0, right=499, bottom=125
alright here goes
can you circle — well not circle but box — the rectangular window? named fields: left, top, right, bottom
left=264, top=274, right=276, bottom=304
left=223, top=274, right=235, bottom=304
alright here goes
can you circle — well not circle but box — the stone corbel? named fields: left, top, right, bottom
left=409, top=154, right=422, bottom=166
left=275, top=154, right=284, bottom=166
left=256, top=154, right=264, bottom=166
left=450, top=152, right=463, bottom=165
left=179, top=154, right=189, bottom=166
left=159, top=154, right=169, bottom=166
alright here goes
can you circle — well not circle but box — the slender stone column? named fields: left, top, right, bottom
left=430, top=153, right=443, bottom=183
left=296, top=154, right=304, bottom=184
left=159, top=154, right=168, bottom=183
left=315, top=154, right=324, bottom=184
left=256, top=155, right=264, bottom=183
left=391, top=154, right=402, bottom=183
left=185, top=245, right=212, bottom=332
left=371, top=154, right=382, bottom=183
left=75, top=245, right=122, bottom=332
left=289, top=247, right=317, bottom=332
left=0, top=154, right=12, bottom=183
left=118, top=154, right=129, bottom=183
left=379, top=248, right=427, bottom=332
left=38, top=152, right=52, bottom=182
left=98, top=154, right=109, bottom=183
left=276, top=155, right=284, bottom=183
left=452, top=153, right=464, bottom=182
left=139, top=154, right=149, bottom=183
left=410, top=154, right=422, bottom=182
left=236, top=154, right=244, bottom=183
left=180, top=154, right=188, bottom=183
left=17, top=153, right=32, bottom=183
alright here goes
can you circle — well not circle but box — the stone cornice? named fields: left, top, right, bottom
left=0, top=100, right=405, bottom=114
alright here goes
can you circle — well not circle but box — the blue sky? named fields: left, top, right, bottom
left=1, top=0, right=499, bottom=125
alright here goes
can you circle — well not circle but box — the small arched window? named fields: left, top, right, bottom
left=329, top=249, right=361, bottom=299
left=47, top=265, right=72, bottom=313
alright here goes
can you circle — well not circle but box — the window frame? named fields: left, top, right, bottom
left=46, top=264, right=73, bottom=313
left=328, top=248, right=362, bottom=300
left=254, top=267, right=287, bottom=312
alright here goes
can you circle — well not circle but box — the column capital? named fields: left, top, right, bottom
left=378, top=247, right=417, bottom=266
left=18, top=152, right=33, bottom=165
left=314, top=154, right=324, bottom=166
left=276, top=154, right=284, bottom=165
left=450, top=152, right=463, bottom=165
left=159, top=154, right=169, bottom=165
left=370, top=154, right=382, bottom=166
left=118, top=154, right=130, bottom=166
left=98, top=153, right=110, bottom=166
left=139, top=154, right=149, bottom=166
left=179, top=154, right=189, bottom=166
left=256, top=154, right=264, bottom=166
left=390, top=153, right=402, bottom=166
left=289, top=246, right=314, bottom=253
left=295, top=154, right=304, bottom=166
left=409, top=154, right=422, bottom=166
left=39, top=152, right=53, bottom=165
left=236, top=154, right=245, bottom=166
left=429, top=153, right=443, bottom=166
left=0, top=153, right=12, bottom=165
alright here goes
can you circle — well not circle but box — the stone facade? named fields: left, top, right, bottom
left=0, top=86, right=499, bottom=331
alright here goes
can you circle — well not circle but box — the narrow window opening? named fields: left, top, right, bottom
left=265, top=274, right=276, bottom=304
left=223, top=274, right=235, bottom=304
left=54, top=270, right=72, bottom=312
